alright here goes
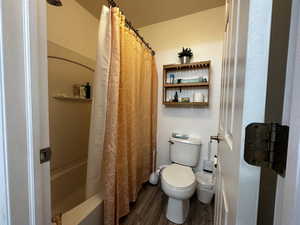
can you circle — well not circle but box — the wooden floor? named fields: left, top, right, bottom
left=120, top=183, right=214, bottom=225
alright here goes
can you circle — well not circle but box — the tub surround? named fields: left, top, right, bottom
left=47, top=0, right=98, bottom=215
left=47, top=0, right=98, bottom=60
left=48, top=41, right=95, bottom=215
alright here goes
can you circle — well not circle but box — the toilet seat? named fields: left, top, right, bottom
left=162, top=164, right=196, bottom=190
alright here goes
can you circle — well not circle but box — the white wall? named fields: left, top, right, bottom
left=47, top=0, right=99, bottom=60
left=140, top=6, right=225, bottom=170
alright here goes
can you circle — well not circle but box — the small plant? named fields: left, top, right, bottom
left=178, top=47, right=193, bottom=58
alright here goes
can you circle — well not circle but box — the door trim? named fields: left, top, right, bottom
left=274, top=0, right=300, bottom=224
left=0, top=12, right=11, bottom=225
left=257, top=0, right=293, bottom=224
left=0, top=0, right=50, bottom=224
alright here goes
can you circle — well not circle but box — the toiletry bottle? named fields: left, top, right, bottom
left=73, top=84, right=81, bottom=97
left=85, top=82, right=91, bottom=99
left=80, top=85, right=86, bottom=98
left=170, top=74, right=175, bottom=84
left=204, top=94, right=208, bottom=103
left=174, top=91, right=179, bottom=102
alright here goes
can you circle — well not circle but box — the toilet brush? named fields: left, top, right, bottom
left=149, top=165, right=168, bottom=185
left=149, top=171, right=159, bottom=185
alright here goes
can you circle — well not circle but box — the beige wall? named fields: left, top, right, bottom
left=48, top=42, right=94, bottom=172
left=48, top=42, right=95, bottom=214
left=140, top=6, right=225, bottom=170
left=47, top=0, right=98, bottom=213
left=47, top=0, right=99, bottom=60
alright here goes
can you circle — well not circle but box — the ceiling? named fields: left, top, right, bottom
left=74, top=0, right=225, bottom=28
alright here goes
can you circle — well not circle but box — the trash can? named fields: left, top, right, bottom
left=196, top=172, right=215, bottom=204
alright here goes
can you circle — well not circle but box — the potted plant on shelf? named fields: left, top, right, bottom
left=178, top=47, right=193, bottom=64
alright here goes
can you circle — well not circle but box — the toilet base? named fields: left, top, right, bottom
left=166, top=198, right=190, bottom=224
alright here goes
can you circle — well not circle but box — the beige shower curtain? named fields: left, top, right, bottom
left=101, top=7, right=158, bottom=225
left=86, top=5, right=111, bottom=199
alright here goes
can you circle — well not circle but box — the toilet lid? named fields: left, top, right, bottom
left=162, top=164, right=195, bottom=188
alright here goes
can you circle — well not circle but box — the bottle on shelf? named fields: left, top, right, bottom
left=85, top=82, right=91, bottom=99
left=80, top=85, right=86, bottom=98
left=174, top=91, right=179, bottom=102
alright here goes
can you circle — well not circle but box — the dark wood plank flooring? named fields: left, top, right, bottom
left=120, top=183, right=214, bottom=225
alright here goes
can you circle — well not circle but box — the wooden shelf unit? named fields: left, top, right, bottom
left=163, top=61, right=211, bottom=107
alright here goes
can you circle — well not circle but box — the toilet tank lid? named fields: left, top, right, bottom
left=170, top=137, right=201, bottom=145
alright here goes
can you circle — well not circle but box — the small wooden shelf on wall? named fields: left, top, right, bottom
left=53, top=95, right=92, bottom=102
left=163, top=61, right=211, bottom=107
left=164, top=102, right=209, bottom=107
left=163, top=82, right=209, bottom=88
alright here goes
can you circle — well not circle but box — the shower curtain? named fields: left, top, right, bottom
left=86, top=6, right=111, bottom=199
left=86, top=6, right=158, bottom=225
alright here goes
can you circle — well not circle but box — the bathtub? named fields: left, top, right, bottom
left=53, top=193, right=103, bottom=225
left=51, top=159, right=103, bottom=225
left=51, top=159, right=89, bottom=215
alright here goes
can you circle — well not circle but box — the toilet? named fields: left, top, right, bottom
left=161, top=137, right=201, bottom=224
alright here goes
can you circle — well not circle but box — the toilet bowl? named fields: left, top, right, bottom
left=161, top=163, right=197, bottom=224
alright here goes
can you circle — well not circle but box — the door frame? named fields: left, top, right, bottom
left=1, top=1, right=300, bottom=225
left=274, top=0, right=300, bottom=224
left=0, top=0, right=51, bottom=225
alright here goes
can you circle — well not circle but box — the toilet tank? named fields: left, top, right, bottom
left=169, top=137, right=201, bottom=167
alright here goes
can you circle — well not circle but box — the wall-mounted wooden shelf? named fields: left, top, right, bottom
left=163, top=61, right=210, bottom=70
left=53, top=96, right=92, bottom=102
left=163, top=102, right=209, bottom=107
left=163, top=61, right=211, bottom=107
left=164, top=82, right=209, bottom=88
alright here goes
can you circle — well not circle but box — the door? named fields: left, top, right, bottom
left=214, top=0, right=274, bottom=225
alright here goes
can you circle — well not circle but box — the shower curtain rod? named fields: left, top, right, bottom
left=48, top=56, right=95, bottom=72
left=107, top=0, right=155, bottom=55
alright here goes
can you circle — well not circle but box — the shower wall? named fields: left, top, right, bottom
left=47, top=0, right=98, bottom=60
left=48, top=41, right=95, bottom=215
left=47, top=0, right=98, bottom=216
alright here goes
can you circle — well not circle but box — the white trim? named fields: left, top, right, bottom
left=35, top=0, right=52, bottom=223
left=222, top=189, right=228, bottom=225
left=28, top=0, right=51, bottom=224
left=23, top=0, right=37, bottom=224
left=0, top=0, right=11, bottom=224
left=0, top=0, right=50, bottom=224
